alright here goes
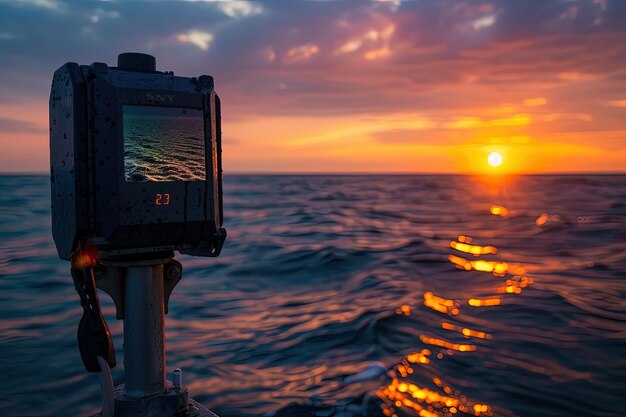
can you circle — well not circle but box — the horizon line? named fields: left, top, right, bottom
left=1, top=171, right=625, bottom=176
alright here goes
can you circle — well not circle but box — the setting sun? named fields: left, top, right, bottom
left=487, top=152, right=503, bottom=167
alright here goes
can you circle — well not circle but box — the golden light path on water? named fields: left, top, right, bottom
left=377, top=202, right=536, bottom=417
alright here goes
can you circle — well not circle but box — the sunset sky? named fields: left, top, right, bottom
left=0, top=0, right=625, bottom=173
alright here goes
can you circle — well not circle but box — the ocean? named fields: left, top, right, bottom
left=0, top=174, right=625, bottom=417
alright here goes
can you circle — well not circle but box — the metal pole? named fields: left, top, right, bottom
left=123, top=264, right=166, bottom=398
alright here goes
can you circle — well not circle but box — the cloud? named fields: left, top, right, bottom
left=523, top=98, right=547, bottom=107
left=1, top=0, right=624, bottom=117
left=558, top=72, right=598, bottom=81
left=336, top=23, right=395, bottom=61
left=9, top=0, right=64, bottom=11
left=201, top=0, right=625, bottom=117
left=218, top=0, right=262, bottom=19
left=372, top=0, right=402, bottom=13
left=374, top=128, right=443, bottom=144
left=284, top=44, right=319, bottom=64
left=177, top=30, right=214, bottom=51
left=471, top=15, right=496, bottom=30
left=0, top=117, right=46, bottom=133
left=286, top=113, right=436, bottom=147
left=608, top=99, right=626, bottom=108
left=185, top=0, right=262, bottom=19
left=89, top=8, right=120, bottom=24
left=444, top=115, right=532, bottom=129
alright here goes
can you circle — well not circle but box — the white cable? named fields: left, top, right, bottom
left=96, top=356, right=115, bottom=417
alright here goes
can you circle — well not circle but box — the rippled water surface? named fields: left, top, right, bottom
left=123, top=107, right=206, bottom=182
left=1, top=175, right=625, bottom=417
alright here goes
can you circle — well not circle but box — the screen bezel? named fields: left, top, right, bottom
left=115, top=90, right=210, bottom=227
left=91, top=85, right=216, bottom=237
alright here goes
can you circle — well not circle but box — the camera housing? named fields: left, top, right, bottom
left=50, top=53, right=225, bottom=260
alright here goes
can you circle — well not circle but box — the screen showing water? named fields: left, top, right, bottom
left=123, top=105, right=206, bottom=182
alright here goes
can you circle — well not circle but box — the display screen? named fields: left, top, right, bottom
left=123, top=105, right=206, bottom=182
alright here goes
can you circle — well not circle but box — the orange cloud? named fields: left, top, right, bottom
left=523, top=97, right=547, bottom=107
left=284, top=44, right=320, bottom=63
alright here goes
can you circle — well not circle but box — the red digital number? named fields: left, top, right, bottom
left=155, top=193, right=170, bottom=206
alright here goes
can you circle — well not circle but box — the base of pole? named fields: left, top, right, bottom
left=90, top=381, right=219, bottom=417
left=113, top=381, right=186, bottom=417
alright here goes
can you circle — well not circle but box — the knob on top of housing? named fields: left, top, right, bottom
left=117, top=53, right=156, bottom=72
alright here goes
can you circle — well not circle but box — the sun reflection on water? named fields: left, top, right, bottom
left=423, top=292, right=459, bottom=316
left=489, top=205, right=508, bottom=217
left=449, top=241, right=498, bottom=256
left=441, top=322, right=492, bottom=340
left=378, top=203, right=538, bottom=417
left=397, top=304, right=412, bottom=316
left=448, top=254, right=508, bottom=276
left=378, top=376, right=493, bottom=417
